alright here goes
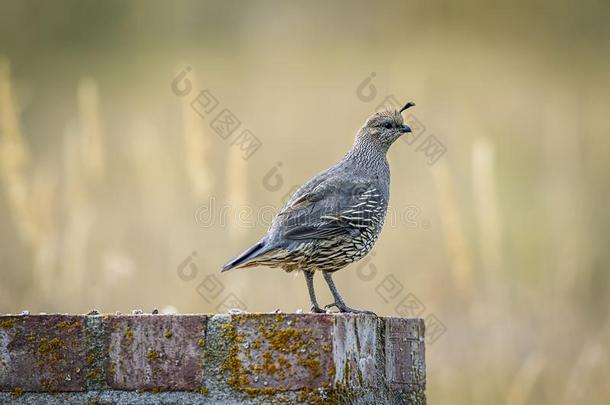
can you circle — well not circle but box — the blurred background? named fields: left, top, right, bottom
left=1, top=0, right=609, bottom=403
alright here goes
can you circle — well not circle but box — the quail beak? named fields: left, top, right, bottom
left=400, top=125, right=412, bottom=134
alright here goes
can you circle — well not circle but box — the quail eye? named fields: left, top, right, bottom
left=383, top=122, right=393, bottom=129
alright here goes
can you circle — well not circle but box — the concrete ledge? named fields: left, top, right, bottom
left=0, top=313, right=425, bottom=404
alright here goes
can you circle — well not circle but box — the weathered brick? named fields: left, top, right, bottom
left=224, top=313, right=334, bottom=391
left=105, top=315, right=207, bottom=391
left=0, top=315, right=86, bottom=392
left=385, top=317, right=426, bottom=390
left=0, top=313, right=427, bottom=403
left=332, top=315, right=380, bottom=387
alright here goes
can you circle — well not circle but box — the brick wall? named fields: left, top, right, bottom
left=0, top=313, right=425, bottom=404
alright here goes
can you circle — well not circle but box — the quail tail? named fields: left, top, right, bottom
left=221, top=239, right=270, bottom=272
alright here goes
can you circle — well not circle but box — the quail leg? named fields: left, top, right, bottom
left=304, top=271, right=325, bottom=313
left=322, top=271, right=376, bottom=315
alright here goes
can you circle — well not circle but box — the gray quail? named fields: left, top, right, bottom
left=222, top=102, right=415, bottom=314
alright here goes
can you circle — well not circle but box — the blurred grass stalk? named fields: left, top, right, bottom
left=226, top=146, right=248, bottom=238
left=542, top=95, right=589, bottom=296
left=0, top=56, right=34, bottom=243
left=180, top=69, right=213, bottom=198
left=472, top=137, right=502, bottom=280
left=561, top=320, right=610, bottom=405
left=0, top=56, right=62, bottom=301
left=77, top=77, right=105, bottom=182
left=56, top=77, right=106, bottom=303
left=431, top=159, right=474, bottom=292
left=505, top=353, right=545, bottom=405
left=60, top=125, right=90, bottom=303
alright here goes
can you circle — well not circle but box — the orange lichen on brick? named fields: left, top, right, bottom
left=0, top=317, right=17, bottom=329
left=146, top=350, right=159, bottom=361
left=299, top=357, right=321, bottom=379
left=35, top=337, right=66, bottom=368
left=219, top=323, right=248, bottom=388
left=10, top=387, right=23, bottom=397
left=55, top=320, right=80, bottom=334
left=243, top=386, right=279, bottom=399
left=261, top=351, right=279, bottom=375
left=225, top=314, right=332, bottom=398
left=86, top=367, right=102, bottom=380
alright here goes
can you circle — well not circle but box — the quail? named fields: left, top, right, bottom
left=222, top=102, right=415, bottom=314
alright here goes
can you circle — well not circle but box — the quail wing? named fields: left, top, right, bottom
left=276, top=177, right=383, bottom=241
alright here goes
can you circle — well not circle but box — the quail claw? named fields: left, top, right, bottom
left=325, top=302, right=376, bottom=315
